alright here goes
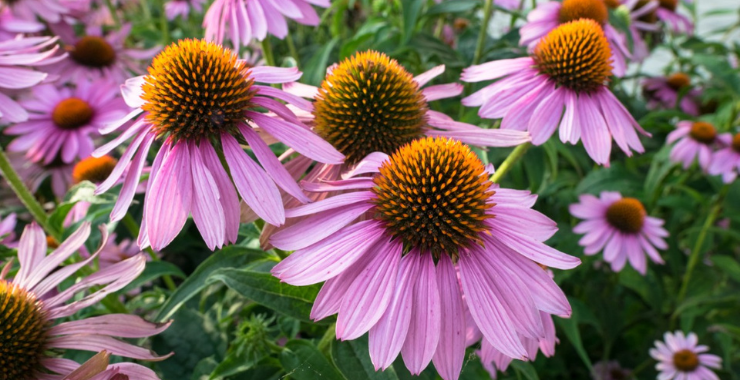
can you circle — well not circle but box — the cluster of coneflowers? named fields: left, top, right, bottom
left=0, top=0, right=728, bottom=379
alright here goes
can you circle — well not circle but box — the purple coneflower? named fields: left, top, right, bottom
left=270, top=137, right=579, bottom=380
left=49, top=23, right=159, bottom=84
left=0, top=36, right=62, bottom=123
left=709, top=132, right=740, bottom=183
left=643, top=73, right=700, bottom=116
left=2, top=0, right=69, bottom=23
left=258, top=50, right=530, bottom=248
left=655, top=0, right=693, bottom=34
left=6, top=151, right=75, bottom=199
left=0, top=8, right=44, bottom=41
left=604, top=0, right=662, bottom=61
left=95, top=39, right=343, bottom=251
left=650, top=331, right=721, bottom=380
left=0, top=222, right=170, bottom=379
left=6, top=80, right=128, bottom=165
left=204, top=0, right=330, bottom=48
left=463, top=19, right=649, bottom=166
left=0, top=212, right=17, bottom=246
left=165, top=0, right=206, bottom=20
left=478, top=311, right=557, bottom=379
left=519, top=0, right=634, bottom=76
left=667, top=121, right=718, bottom=171
left=570, top=191, right=668, bottom=275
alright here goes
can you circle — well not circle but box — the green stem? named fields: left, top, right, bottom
left=274, top=248, right=289, bottom=260
left=122, top=213, right=177, bottom=291
left=0, top=147, right=60, bottom=240
left=490, top=142, right=532, bottom=183
left=286, top=33, right=300, bottom=68
left=104, top=0, right=122, bottom=28
left=677, top=186, right=728, bottom=303
left=316, top=323, right=336, bottom=355
left=472, top=0, right=494, bottom=66
left=261, top=38, right=276, bottom=67
left=159, top=0, right=170, bottom=45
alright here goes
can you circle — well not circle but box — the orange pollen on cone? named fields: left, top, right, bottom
left=70, top=36, right=117, bottom=68
left=672, top=349, right=700, bottom=372
left=558, top=0, right=610, bottom=25
left=605, top=197, right=646, bottom=233
left=689, top=121, right=716, bottom=144
left=659, top=0, right=678, bottom=11
left=52, top=98, right=94, bottom=130
left=141, top=39, right=256, bottom=142
left=731, top=133, right=740, bottom=153
left=666, top=73, right=691, bottom=91
left=72, top=155, right=118, bottom=184
left=313, top=50, right=428, bottom=165
left=533, top=19, right=613, bottom=93
left=371, top=137, right=495, bottom=257
left=0, top=280, right=49, bottom=380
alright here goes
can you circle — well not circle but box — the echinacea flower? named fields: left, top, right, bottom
left=0, top=36, right=63, bottom=123
left=643, top=73, right=700, bottom=116
left=165, top=0, right=205, bottom=20
left=570, top=191, right=668, bottom=275
left=709, top=132, right=740, bottom=183
left=478, top=311, right=557, bottom=379
left=97, top=232, right=147, bottom=268
left=650, top=331, right=722, bottom=380
left=0, top=212, right=17, bottom=246
left=603, top=0, right=661, bottom=61
left=655, top=0, right=693, bottom=34
left=519, top=0, right=633, bottom=76
left=61, top=350, right=163, bottom=380
left=0, top=8, right=44, bottom=41
left=260, top=50, right=530, bottom=247
left=6, top=151, right=75, bottom=198
left=592, top=360, right=632, bottom=380
left=5, top=80, right=128, bottom=165
left=49, top=23, right=160, bottom=84
left=204, top=0, right=330, bottom=48
left=0, top=222, right=170, bottom=379
left=2, top=0, right=69, bottom=23
left=271, top=137, right=579, bottom=380
left=95, top=39, right=343, bottom=251
left=463, top=19, right=649, bottom=166
left=667, top=121, right=718, bottom=171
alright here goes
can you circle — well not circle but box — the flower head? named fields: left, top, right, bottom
left=204, top=0, right=330, bottom=48
left=95, top=39, right=343, bottom=251
left=270, top=137, right=578, bottom=380
left=570, top=191, right=668, bottom=275
left=643, top=73, right=701, bottom=116
left=0, top=222, right=170, bottom=379
left=667, top=121, right=719, bottom=170
left=254, top=50, right=529, bottom=249
left=709, top=132, right=740, bottom=183
left=519, top=0, right=645, bottom=76
left=463, top=19, right=649, bottom=166
left=5, top=80, right=128, bottom=165
left=650, top=331, right=721, bottom=380
left=654, top=0, right=693, bottom=34
left=50, top=23, right=160, bottom=84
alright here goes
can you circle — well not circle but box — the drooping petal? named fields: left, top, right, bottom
left=432, top=255, right=466, bottom=380
left=401, top=253, right=441, bottom=375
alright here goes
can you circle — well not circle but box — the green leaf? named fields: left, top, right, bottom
left=510, top=361, right=540, bottom=380
left=208, top=265, right=322, bottom=322
left=303, top=38, right=339, bottom=86
left=332, top=335, right=399, bottom=380
left=153, top=307, right=227, bottom=379
left=121, top=261, right=186, bottom=294
left=401, top=0, right=423, bottom=44
left=710, top=255, right=740, bottom=283
left=555, top=317, right=593, bottom=371
left=155, top=246, right=270, bottom=321
left=575, top=164, right=642, bottom=196
left=280, top=340, right=346, bottom=380
left=426, top=0, right=479, bottom=16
